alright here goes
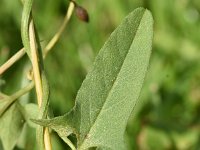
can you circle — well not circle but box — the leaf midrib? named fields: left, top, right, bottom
left=79, top=10, right=146, bottom=149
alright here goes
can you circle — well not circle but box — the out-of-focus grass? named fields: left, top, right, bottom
left=0, top=0, right=200, bottom=149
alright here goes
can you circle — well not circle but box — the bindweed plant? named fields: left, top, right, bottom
left=0, top=0, right=153, bottom=150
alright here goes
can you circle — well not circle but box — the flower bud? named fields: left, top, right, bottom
left=75, top=5, right=89, bottom=23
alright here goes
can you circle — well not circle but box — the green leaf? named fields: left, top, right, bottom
left=22, top=103, right=39, bottom=128
left=0, top=102, right=25, bottom=150
left=33, top=7, right=153, bottom=150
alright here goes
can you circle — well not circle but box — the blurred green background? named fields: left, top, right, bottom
left=1, top=0, right=200, bottom=149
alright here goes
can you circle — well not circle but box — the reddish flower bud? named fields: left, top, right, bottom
left=75, top=5, right=89, bottom=23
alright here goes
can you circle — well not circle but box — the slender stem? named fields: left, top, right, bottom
left=0, top=1, right=75, bottom=75
left=0, top=48, right=25, bottom=75
left=0, top=81, right=34, bottom=117
left=29, top=20, right=52, bottom=150
left=44, top=128, right=52, bottom=150
left=29, top=20, right=43, bottom=106
left=60, top=136, right=76, bottom=150
left=44, top=1, right=75, bottom=58
left=1, top=2, right=76, bottom=149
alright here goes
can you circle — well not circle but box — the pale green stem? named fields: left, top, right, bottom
left=29, top=20, right=43, bottom=106
left=0, top=81, right=34, bottom=117
left=0, top=48, right=25, bottom=75
left=0, top=1, right=75, bottom=75
left=60, top=136, right=76, bottom=150
left=1, top=2, right=76, bottom=150
left=44, top=1, right=75, bottom=57
left=29, top=19, right=52, bottom=150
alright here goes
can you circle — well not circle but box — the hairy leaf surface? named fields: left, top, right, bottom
left=33, top=7, right=153, bottom=150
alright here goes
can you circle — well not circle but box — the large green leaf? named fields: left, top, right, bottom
left=0, top=102, right=25, bottom=150
left=33, top=7, right=153, bottom=150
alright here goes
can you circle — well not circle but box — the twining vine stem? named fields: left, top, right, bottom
left=29, top=20, right=43, bottom=106
left=0, top=1, right=75, bottom=75
left=0, top=1, right=77, bottom=150
left=29, top=19, right=52, bottom=150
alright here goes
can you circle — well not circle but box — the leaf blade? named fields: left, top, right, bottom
left=0, top=103, right=25, bottom=150
left=33, top=7, right=153, bottom=150
left=74, top=7, right=153, bottom=149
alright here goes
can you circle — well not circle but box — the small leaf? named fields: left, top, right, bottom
left=32, top=112, right=75, bottom=137
left=34, top=7, right=153, bottom=150
left=0, top=102, right=25, bottom=150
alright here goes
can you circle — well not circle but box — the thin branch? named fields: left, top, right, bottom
left=0, top=81, right=34, bottom=117
left=44, top=1, right=75, bottom=57
left=0, top=2, right=76, bottom=149
left=0, top=48, right=25, bottom=75
left=29, top=20, right=43, bottom=106
left=29, top=19, right=52, bottom=150
left=44, top=128, right=52, bottom=150
left=0, top=1, right=75, bottom=75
